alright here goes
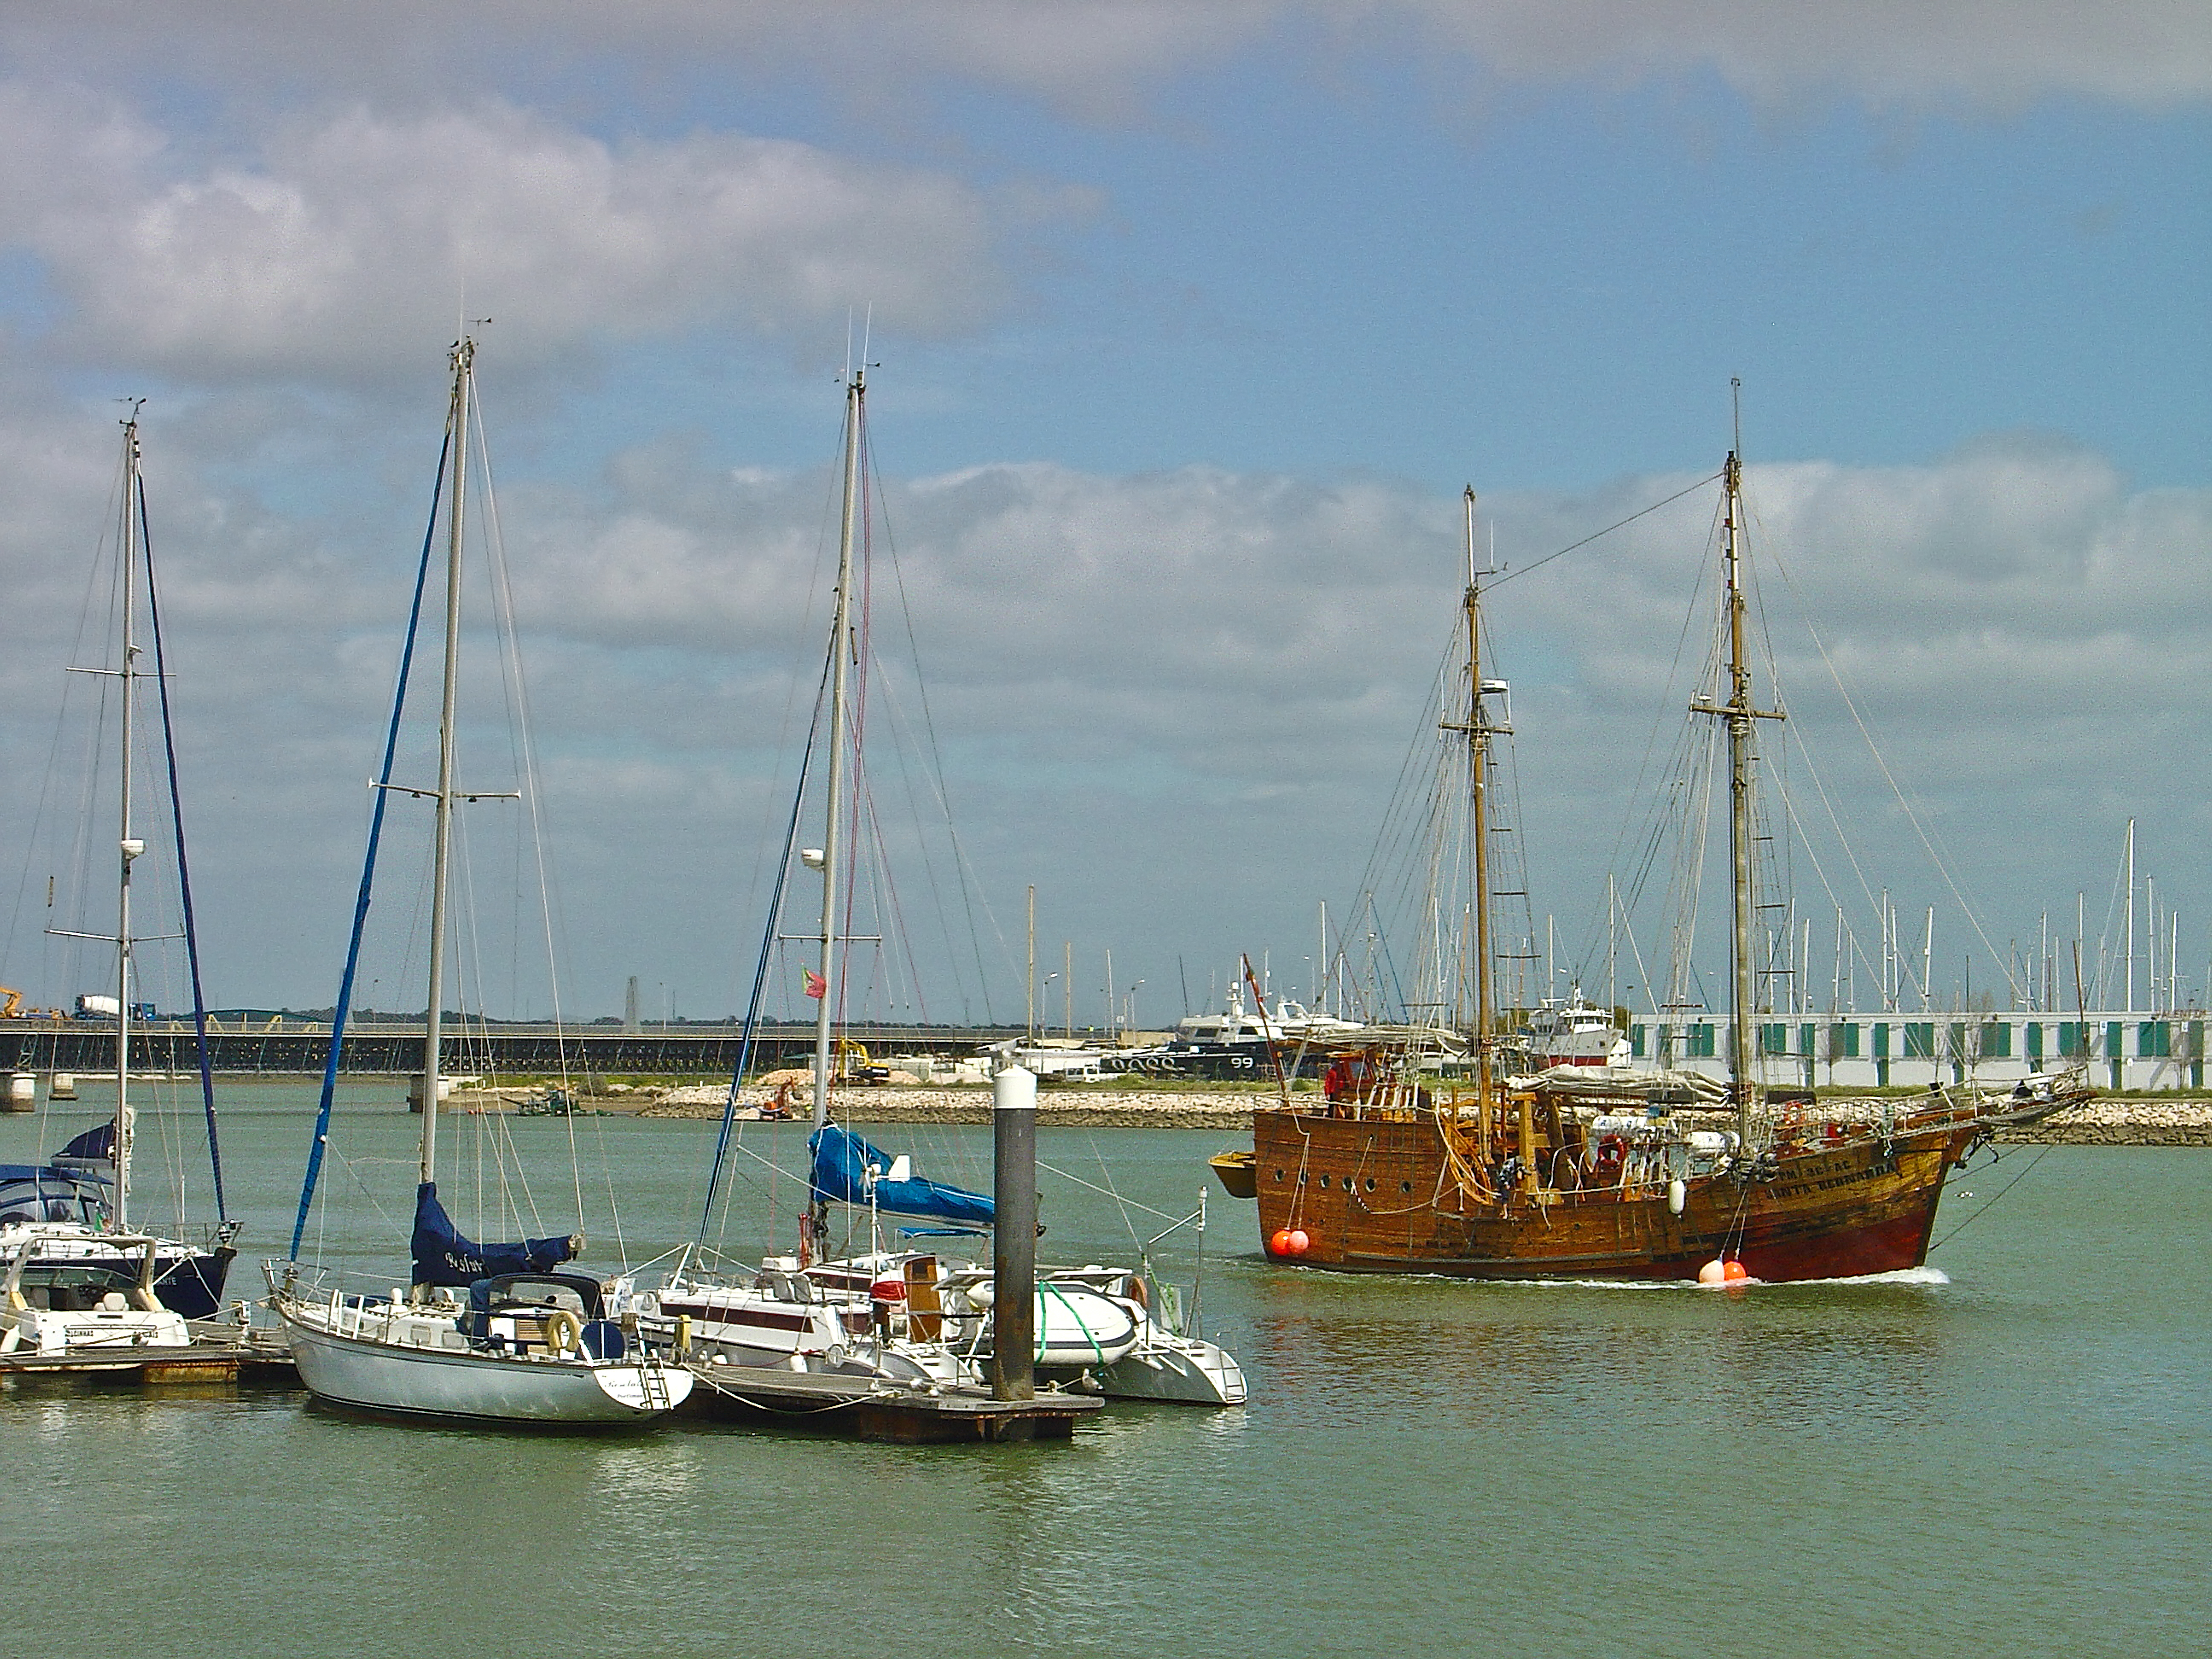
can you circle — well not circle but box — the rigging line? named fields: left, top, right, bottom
left=291, top=420, right=451, bottom=1262
left=471, top=379, right=591, bottom=1239
left=1927, top=1143, right=2054, bottom=1254
left=1490, top=470, right=1724, bottom=592
left=1761, top=534, right=2024, bottom=1006
left=322, top=1141, right=404, bottom=1234
left=870, top=449, right=1006, bottom=1021
left=701, top=655, right=830, bottom=1246
left=136, top=469, right=226, bottom=1222
left=1577, top=489, right=1726, bottom=974
left=1035, top=1158, right=1186, bottom=1227
left=856, top=682, right=948, bottom=1022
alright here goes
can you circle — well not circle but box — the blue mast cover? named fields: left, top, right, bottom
left=409, top=1183, right=578, bottom=1287
left=807, top=1124, right=995, bottom=1226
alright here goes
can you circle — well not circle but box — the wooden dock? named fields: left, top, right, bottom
left=0, top=1331, right=298, bottom=1387
left=681, top=1361, right=1101, bottom=1443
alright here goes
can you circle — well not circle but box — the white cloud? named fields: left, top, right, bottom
left=0, top=87, right=1006, bottom=380
left=5, top=3, right=2202, bottom=122
left=3, top=411, right=2204, bottom=1012
left=1395, top=1, right=2212, bottom=112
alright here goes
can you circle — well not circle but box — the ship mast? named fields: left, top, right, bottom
left=1447, top=488, right=1512, bottom=1172
left=811, top=369, right=864, bottom=1131
left=1693, top=384, right=1783, bottom=1147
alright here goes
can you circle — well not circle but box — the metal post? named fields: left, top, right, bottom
left=990, top=1064, right=1036, bottom=1402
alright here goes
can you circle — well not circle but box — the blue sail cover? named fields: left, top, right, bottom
left=409, top=1182, right=578, bottom=1288
left=808, top=1125, right=995, bottom=1226
left=55, top=1122, right=116, bottom=1167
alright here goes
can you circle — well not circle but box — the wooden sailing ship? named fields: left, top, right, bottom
left=1240, top=451, right=2085, bottom=1282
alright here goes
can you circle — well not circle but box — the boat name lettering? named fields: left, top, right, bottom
left=1776, top=1155, right=1899, bottom=1198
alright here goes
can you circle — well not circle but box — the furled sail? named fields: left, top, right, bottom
left=808, top=1125, right=995, bottom=1226
left=409, top=1182, right=579, bottom=1288
left=53, top=1121, right=117, bottom=1173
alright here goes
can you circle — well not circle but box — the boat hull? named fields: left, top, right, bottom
left=276, top=1302, right=690, bottom=1425
left=1251, top=1108, right=1974, bottom=1283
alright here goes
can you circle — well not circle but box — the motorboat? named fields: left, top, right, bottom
left=2, top=1230, right=193, bottom=1356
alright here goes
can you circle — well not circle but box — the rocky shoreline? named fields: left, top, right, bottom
left=629, top=1086, right=2212, bottom=1144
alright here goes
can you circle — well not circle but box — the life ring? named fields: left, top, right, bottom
left=1590, top=1135, right=1627, bottom=1184
left=1124, top=1274, right=1150, bottom=1313
left=542, top=1308, right=583, bottom=1354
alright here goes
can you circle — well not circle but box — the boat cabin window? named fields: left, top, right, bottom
left=17, top=1264, right=140, bottom=1312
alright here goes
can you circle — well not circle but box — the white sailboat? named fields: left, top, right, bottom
left=3, top=407, right=237, bottom=1354
left=640, top=368, right=1243, bottom=1406
left=267, top=338, right=689, bottom=1425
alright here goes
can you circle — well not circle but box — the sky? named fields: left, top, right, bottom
left=0, top=2, right=2205, bottom=1031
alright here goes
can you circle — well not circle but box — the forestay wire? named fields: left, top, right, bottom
left=137, top=469, right=226, bottom=1223
left=289, top=428, right=450, bottom=1260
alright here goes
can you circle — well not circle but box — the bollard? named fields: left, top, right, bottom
left=990, top=1064, right=1037, bottom=1402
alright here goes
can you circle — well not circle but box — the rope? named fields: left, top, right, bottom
left=1492, top=470, right=1724, bottom=592
left=1927, top=1144, right=2054, bottom=1255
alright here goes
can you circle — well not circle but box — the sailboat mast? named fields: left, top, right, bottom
left=114, top=408, right=144, bottom=1228
left=812, top=370, right=864, bottom=1131
left=420, top=337, right=472, bottom=1184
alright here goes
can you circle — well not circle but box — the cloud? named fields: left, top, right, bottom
left=0, top=86, right=1007, bottom=381
left=3, top=411, right=2204, bottom=1011
left=1395, top=1, right=2212, bottom=113
left=5, top=3, right=2203, bottom=125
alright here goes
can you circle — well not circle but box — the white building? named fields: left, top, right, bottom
left=1625, top=1010, right=2208, bottom=1093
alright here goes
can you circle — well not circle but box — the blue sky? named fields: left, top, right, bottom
left=0, top=3, right=2205, bottom=1027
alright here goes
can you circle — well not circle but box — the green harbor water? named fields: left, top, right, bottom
left=3, top=1084, right=2206, bottom=1659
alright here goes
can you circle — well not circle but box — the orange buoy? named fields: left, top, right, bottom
left=1697, top=1258, right=1729, bottom=1286
left=1723, top=1259, right=1750, bottom=1283
left=1286, top=1228, right=1310, bottom=1256
left=1269, top=1229, right=1295, bottom=1256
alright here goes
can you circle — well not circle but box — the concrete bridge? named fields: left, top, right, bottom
left=0, top=1019, right=1016, bottom=1080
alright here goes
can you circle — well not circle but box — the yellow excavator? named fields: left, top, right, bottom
left=0, top=987, right=25, bottom=1019
left=834, top=1038, right=891, bottom=1086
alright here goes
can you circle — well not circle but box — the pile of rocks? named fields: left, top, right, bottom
left=1996, top=1098, right=2212, bottom=1147
left=640, top=1084, right=1257, bottom=1128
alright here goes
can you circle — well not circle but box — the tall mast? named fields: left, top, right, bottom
left=1694, top=389, right=1783, bottom=1145
left=419, top=337, right=472, bottom=1185
left=812, top=369, right=864, bottom=1130
left=114, top=408, right=145, bottom=1228
left=1446, top=487, right=1508, bottom=1158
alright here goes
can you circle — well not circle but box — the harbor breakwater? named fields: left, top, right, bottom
left=633, top=1086, right=2212, bottom=1144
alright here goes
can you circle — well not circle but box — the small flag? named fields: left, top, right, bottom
left=803, top=969, right=827, bottom=1000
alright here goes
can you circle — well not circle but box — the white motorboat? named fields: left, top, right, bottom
left=2, top=1231, right=193, bottom=1356
left=1031, top=1265, right=1246, bottom=1406
left=268, top=338, right=685, bottom=1427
